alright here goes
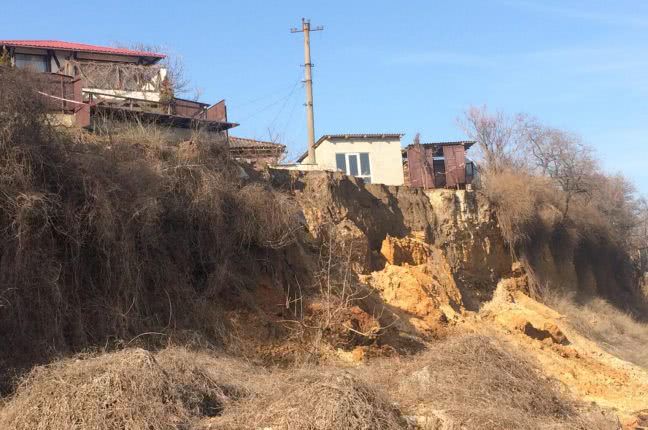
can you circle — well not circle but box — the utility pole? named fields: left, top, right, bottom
left=291, top=18, right=323, bottom=164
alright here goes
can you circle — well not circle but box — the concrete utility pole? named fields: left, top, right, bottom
left=291, top=18, right=323, bottom=164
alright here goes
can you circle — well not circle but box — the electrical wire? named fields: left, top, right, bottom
left=237, top=76, right=302, bottom=123
left=267, top=78, right=303, bottom=131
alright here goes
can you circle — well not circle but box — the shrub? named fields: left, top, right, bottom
left=480, top=169, right=562, bottom=249
left=0, top=69, right=303, bottom=389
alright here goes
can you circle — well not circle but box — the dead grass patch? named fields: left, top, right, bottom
left=0, top=345, right=406, bottom=430
left=0, top=347, right=249, bottom=430
left=481, top=169, right=642, bottom=311
left=215, top=368, right=407, bottom=430
left=480, top=170, right=561, bottom=249
left=546, top=293, right=648, bottom=369
left=0, top=339, right=617, bottom=430
left=357, top=334, right=617, bottom=429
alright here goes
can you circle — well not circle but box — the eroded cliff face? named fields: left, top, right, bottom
left=425, top=189, right=512, bottom=308
left=520, top=214, right=638, bottom=306
left=269, top=171, right=648, bottom=426
left=273, top=170, right=513, bottom=302
left=276, top=170, right=641, bottom=309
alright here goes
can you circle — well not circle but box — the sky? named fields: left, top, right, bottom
left=3, top=0, right=648, bottom=192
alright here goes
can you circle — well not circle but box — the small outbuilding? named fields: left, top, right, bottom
left=228, top=136, right=285, bottom=167
left=296, top=133, right=405, bottom=186
left=403, top=141, right=477, bottom=189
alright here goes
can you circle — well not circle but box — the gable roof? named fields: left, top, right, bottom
left=297, top=133, right=404, bottom=162
left=229, top=136, right=285, bottom=151
left=0, top=40, right=165, bottom=62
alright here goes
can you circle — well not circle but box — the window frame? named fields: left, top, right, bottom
left=14, top=53, right=50, bottom=73
left=335, top=152, right=372, bottom=183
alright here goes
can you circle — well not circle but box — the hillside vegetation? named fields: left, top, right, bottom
left=0, top=68, right=304, bottom=385
left=1, top=68, right=647, bottom=429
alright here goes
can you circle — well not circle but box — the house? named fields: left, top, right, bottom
left=295, top=133, right=405, bottom=186
left=228, top=136, right=286, bottom=166
left=0, top=40, right=237, bottom=135
left=403, top=141, right=477, bottom=189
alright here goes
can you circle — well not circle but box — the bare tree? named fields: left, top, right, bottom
left=116, top=43, right=190, bottom=96
left=591, top=174, right=639, bottom=234
left=459, top=105, right=526, bottom=173
left=523, top=122, right=597, bottom=215
left=634, top=198, right=648, bottom=272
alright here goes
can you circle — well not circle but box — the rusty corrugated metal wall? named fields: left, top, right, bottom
left=442, top=144, right=466, bottom=188
left=407, top=144, right=467, bottom=189
left=406, top=145, right=434, bottom=188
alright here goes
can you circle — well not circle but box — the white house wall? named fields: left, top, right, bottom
left=310, top=137, right=405, bottom=186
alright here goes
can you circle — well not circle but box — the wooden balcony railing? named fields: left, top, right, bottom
left=34, top=72, right=230, bottom=129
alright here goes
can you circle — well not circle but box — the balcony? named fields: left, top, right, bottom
left=35, top=72, right=237, bottom=131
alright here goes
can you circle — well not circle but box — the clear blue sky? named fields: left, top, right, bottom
left=3, top=0, right=648, bottom=192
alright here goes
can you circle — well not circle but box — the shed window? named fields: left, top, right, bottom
left=465, top=162, right=474, bottom=177
left=348, top=154, right=359, bottom=176
left=360, top=153, right=371, bottom=176
left=335, top=153, right=346, bottom=172
left=14, top=53, right=49, bottom=73
left=335, top=152, right=372, bottom=183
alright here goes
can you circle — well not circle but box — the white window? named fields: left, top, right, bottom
left=335, top=152, right=372, bottom=183
left=14, top=53, right=49, bottom=73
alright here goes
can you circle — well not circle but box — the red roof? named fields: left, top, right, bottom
left=0, top=40, right=166, bottom=60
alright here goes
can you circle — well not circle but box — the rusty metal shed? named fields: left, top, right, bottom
left=404, top=141, right=476, bottom=189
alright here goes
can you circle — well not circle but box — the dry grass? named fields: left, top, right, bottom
left=0, top=347, right=249, bottom=430
left=357, top=334, right=617, bottom=430
left=0, top=68, right=304, bottom=388
left=546, top=293, right=648, bottom=370
left=0, top=337, right=618, bottom=430
left=481, top=169, right=643, bottom=311
left=216, top=369, right=407, bottom=430
left=480, top=169, right=562, bottom=249
left=0, top=346, right=406, bottom=430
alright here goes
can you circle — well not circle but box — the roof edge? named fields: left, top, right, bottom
left=0, top=40, right=166, bottom=60
left=297, top=133, right=405, bottom=162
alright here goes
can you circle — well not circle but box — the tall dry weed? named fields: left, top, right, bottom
left=546, top=293, right=648, bottom=369
left=482, top=169, right=643, bottom=310
left=358, top=334, right=617, bottom=429
left=0, top=68, right=303, bottom=389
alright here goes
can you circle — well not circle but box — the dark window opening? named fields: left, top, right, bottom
left=15, top=53, right=49, bottom=73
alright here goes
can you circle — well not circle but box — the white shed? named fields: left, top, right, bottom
left=296, top=133, right=405, bottom=186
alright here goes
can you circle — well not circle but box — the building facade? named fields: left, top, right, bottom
left=0, top=40, right=236, bottom=134
left=403, top=141, right=477, bottom=189
left=228, top=136, right=286, bottom=167
left=296, top=133, right=405, bottom=186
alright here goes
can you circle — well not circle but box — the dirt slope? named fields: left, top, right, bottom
left=2, top=162, right=646, bottom=428
left=278, top=171, right=648, bottom=427
left=478, top=282, right=648, bottom=427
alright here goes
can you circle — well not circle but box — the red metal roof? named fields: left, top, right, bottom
left=0, top=40, right=166, bottom=60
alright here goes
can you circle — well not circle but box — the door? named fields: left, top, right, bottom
left=442, top=144, right=466, bottom=187
left=406, top=146, right=434, bottom=188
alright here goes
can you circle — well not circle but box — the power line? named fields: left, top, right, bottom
left=268, top=78, right=303, bottom=131
left=236, top=77, right=302, bottom=123
left=229, top=72, right=302, bottom=109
